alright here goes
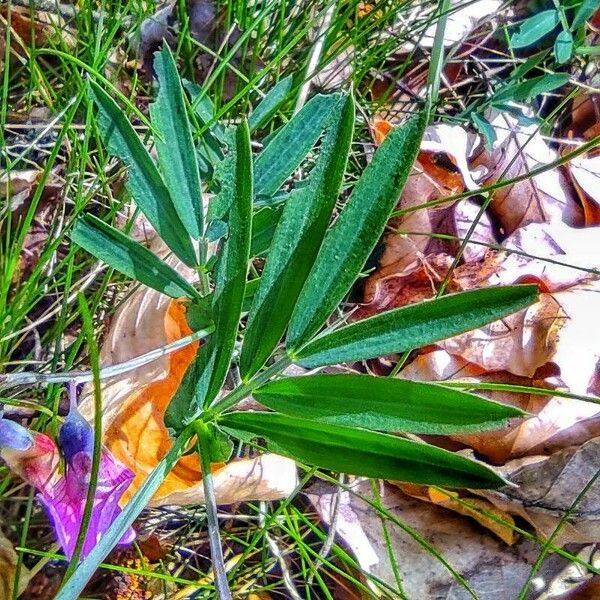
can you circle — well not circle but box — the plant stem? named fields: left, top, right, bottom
left=197, top=430, right=233, bottom=600
left=209, top=355, right=291, bottom=414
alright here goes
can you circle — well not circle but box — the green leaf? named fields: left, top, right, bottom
left=493, top=73, right=570, bottom=104
left=184, top=80, right=227, bottom=144
left=185, top=296, right=214, bottom=331
left=471, top=113, right=496, bottom=150
left=250, top=205, right=283, bottom=257
left=292, top=285, right=538, bottom=368
left=254, top=374, right=526, bottom=434
left=203, top=422, right=234, bottom=462
left=207, top=127, right=238, bottom=222
left=240, top=93, right=355, bottom=379
left=572, top=0, right=600, bottom=29
left=554, top=29, right=574, bottom=63
left=248, top=76, right=293, bottom=132
left=166, top=121, right=253, bottom=429
left=286, top=113, right=427, bottom=352
left=71, top=215, right=199, bottom=299
left=253, top=92, right=342, bottom=197
left=150, top=44, right=204, bottom=240
left=88, top=80, right=197, bottom=267
left=220, top=412, right=506, bottom=489
left=510, top=49, right=550, bottom=79
left=510, top=10, right=560, bottom=48
left=55, top=430, right=194, bottom=600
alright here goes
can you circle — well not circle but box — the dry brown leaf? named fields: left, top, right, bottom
left=366, top=123, right=493, bottom=294
left=402, top=0, right=502, bottom=50
left=473, top=111, right=583, bottom=235
left=480, top=221, right=600, bottom=292
left=313, top=46, right=355, bottom=91
left=0, top=5, right=75, bottom=66
left=1, top=169, right=63, bottom=282
left=396, top=483, right=518, bottom=545
left=568, top=154, right=600, bottom=225
left=478, top=437, right=600, bottom=545
left=401, top=349, right=553, bottom=464
left=0, top=529, right=30, bottom=600
left=307, top=479, right=549, bottom=599
left=79, top=239, right=297, bottom=506
left=357, top=253, right=456, bottom=320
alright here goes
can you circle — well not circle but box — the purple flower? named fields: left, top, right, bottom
left=0, top=398, right=135, bottom=559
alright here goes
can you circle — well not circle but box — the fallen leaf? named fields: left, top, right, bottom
left=473, top=110, right=583, bottom=235
left=400, top=349, right=555, bottom=464
left=19, top=562, right=64, bottom=600
left=482, top=221, right=600, bottom=292
left=0, top=5, right=75, bottom=65
left=481, top=437, right=600, bottom=545
left=313, top=46, right=355, bottom=91
left=79, top=239, right=298, bottom=506
left=396, top=483, right=518, bottom=545
left=1, top=169, right=63, bottom=282
left=568, top=154, right=600, bottom=225
left=307, top=479, right=554, bottom=599
left=366, top=123, right=492, bottom=287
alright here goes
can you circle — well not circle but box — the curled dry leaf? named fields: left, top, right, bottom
left=1, top=169, right=63, bottom=282
left=359, top=188, right=600, bottom=460
left=402, top=296, right=600, bottom=465
left=568, top=154, right=600, bottom=225
left=396, top=483, right=518, bottom=545
left=79, top=238, right=297, bottom=506
left=367, top=122, right=493, bottom=282
left=473, top=111, right=583, bottom=235
left=0, top=5, right=75, bottom=66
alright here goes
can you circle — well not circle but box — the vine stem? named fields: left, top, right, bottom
left=197, top=428, right=233, bottom=600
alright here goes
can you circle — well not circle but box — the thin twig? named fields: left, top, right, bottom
left=0, top=326, right=214, bottom=388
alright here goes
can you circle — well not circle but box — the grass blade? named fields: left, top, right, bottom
left=254, top=374, right=526, bottom=434
left=150, top=44, right=204, bottom=240
left=220, top=412, right=506, bottom=489
left=240, top=92, right=354, bottom=379
left=88, top=80, right=197, bottom=266
left=293, top=285, right=538, bottom=368
left=286, top=113, right=427, bottom=351
left=71, top=215, right=199, bottom=299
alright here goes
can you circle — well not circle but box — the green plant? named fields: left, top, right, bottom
left=509, top=0, right=599, bottom=64
left=61, top=44, right=538, bottom=598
